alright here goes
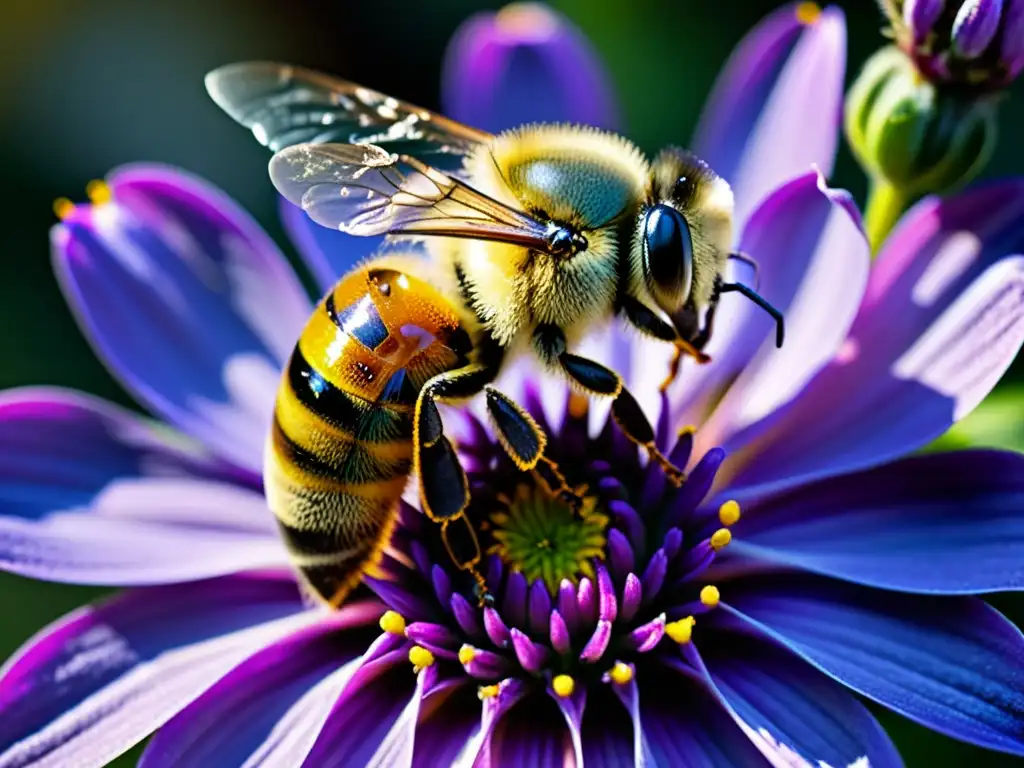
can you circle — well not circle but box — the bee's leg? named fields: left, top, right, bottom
left=415, top=363, right=497, bottom=605
left=548, top=341, right=686, bottom=487
left=620, top=297, right=711, bottom=392
left=483, top=386, right=587, bottom=512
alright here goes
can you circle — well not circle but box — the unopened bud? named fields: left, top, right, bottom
left=846, top=46, right=997, bottom=199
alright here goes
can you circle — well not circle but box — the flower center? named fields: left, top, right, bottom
left=487, top=484, right=608, bottom=594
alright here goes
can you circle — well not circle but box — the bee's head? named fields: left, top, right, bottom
left=634, top=148, right=733, bottom=318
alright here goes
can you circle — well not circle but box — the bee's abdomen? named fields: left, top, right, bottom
left=265, top=345, right=414, bottom=608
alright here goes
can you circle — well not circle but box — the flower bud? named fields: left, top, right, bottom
left=881, top=0, right=1023, bottom=89
left=845, top=46, right=997, bottom=199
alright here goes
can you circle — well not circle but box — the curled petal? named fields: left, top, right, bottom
left=52, top=165, right=312, bottom=472
left=441, top=3, right=618, bottom=132
left=727, top=181, right=1024, bottom=496
left=693, top=4, right=846, bottom=226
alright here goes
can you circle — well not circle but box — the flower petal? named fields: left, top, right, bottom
left=278, top=196, right=384, bottom=293
left=701, top=626, right=902, bottom=767
left=0, top=388, right=284, bottom=585
left=302, top=648, right=417, bottom=767
left=411, top=682, right=480, bottom=768
left=0, top=573, right=315, bottom=768
left=52, top=165, right=312, bottom=472
left=725, top=180, right=1024, bottom=495
left=483, top=691, right=574, bottom=767
left=639, top=664, right=771, bottom=767
left=441, top=3, right=618, bottom=132
left=138, top=604, right=380, bottom=767
left=725, top=574, right=1024, bottom=755
left=581, top=685, right=640, bottom=766
left=732, top=450, right=1024, bottom=593
left=693, top=3, right=846, bottom=226
left=662, top=173, right=867, bottom=439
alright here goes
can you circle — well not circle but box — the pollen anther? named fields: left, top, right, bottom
left=478, top=684, right=500, bottom=700
left=552, top=674, right=575, bottom=698
left=665, top=616, right=696, bottom=644
left=795, top=2, right=821, bottom=25
left=710, top=528, right=732, bottom=550
left=53, top=198, right=76, bottom=221
left=86, top=179, right=112, bottom=205
left=718, top=500, right=741, bottom=526
left=379, top=610, right=407, bottom=635
left=458, top=644, right=477, bottom=665
left=409, top=645, right=435, bottom=671
left=609, top=661, right=634, bottom=685
left=700, top=585, right=720, bottom=608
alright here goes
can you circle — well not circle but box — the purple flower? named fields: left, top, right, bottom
left=883, top=0, right=1024, bottom=88
left=3, top=3, right=1024, bottom=766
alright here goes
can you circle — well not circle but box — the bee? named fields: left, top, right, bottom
left=206, top=63, right=783, bottom=607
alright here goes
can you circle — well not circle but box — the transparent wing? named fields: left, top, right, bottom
left=270, top=143, right=559, bottom=252
left=205, top=62, right=490, bottom=173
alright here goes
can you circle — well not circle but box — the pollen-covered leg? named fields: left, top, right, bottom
left=558, top=351, right=686, bottom=487
left=484, top=385, right=586, bottom=512
left=415, top=364, right=498, bottom=600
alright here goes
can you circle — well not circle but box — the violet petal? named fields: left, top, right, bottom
left=579, top=620, right=613, bottom=664
left=952, top=0, right=1003, bottom=58
left=51, top=165, right=311, bottom=473
left=503, top=571, right=528, bottom=629
left=596, top=564, right=618, bottom=623
left=607, top=529, right=636, bottom=583
left=510, top=628, right=550, bottom=674
left=550, top=610, right=572, bottom=656
left=483, top=607, right=512, bottom=648
left=557, top=579, right=580, bottom=636
left=577, top=577, right=598, bottom=627
left=451, top=592, right=485, bottom=640
left=528, top=579, right=553, bottom=636
left=620, top=573, right=643, bottom=624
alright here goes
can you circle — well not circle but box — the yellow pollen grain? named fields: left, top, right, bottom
left=552, top=674, right=575, bottom=698
left=458, top=645, right=477, bottom=665
left=700, top=585, right=721, bottom=608
left=677, top=425, right=696, bottom=439
left=609, top=661, right=633, bottom=685
left=85, top=179, right=112, bottom=205
left=568, top=392, right=589, bottom=419
left=409, top=645, right=435, bottom=671
left=795, top=2, right=821, bottom=25
left=478, top=684, right=500, bottom=700
left=665, top=616, right=695, bottom=644
left=53, top=198, right=76, bottom=221
left=379, top=610, right=407, bottom=636
left=718, top=500, right=741, bottom=527
left=710, top=528, right=732, bottom=551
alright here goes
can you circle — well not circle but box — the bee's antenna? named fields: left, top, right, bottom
left=720, top=282, right=784, bottom=348
left=728, top=252, right=760, bottom=289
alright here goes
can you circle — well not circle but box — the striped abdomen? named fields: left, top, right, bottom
left=265, top=262, right=471, bottom=607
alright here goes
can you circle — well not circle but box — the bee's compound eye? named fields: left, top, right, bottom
left=643, top=204, right=693, bottom=310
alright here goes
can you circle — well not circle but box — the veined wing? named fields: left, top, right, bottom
left=270, top=142, right=566, bottom=254
left=205, top=62, right=490, bottom=174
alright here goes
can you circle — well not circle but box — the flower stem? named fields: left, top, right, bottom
left=864, top=179, right=910, bottom=256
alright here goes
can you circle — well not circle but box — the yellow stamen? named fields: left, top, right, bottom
left=665, top=616, right=696, bottom=644
left=85, top=179, right=112, bottom=205
left=408, top=645, right=435, bottom=672
left=53, top=198, right=76, bottom=221
left=795, top=2, right=821, bottom=25
left=700, top=585, right=721, bottom=608
left=677, top=425, right=696, bottom=439
left=478, top=684, right=500, bottom=700
left=710, top=528, right=732, bottom=551
left=379, top=610, right=406, bottom=636
left=718, top=500, right=741, bottom=527
left=608, top=661, right=634, bottom=685
left=552, top=674, right=575, bottom=698
left=458, top=644, right=477, bottom=665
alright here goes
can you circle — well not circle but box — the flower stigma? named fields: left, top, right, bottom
left=488, top=483, right=608, bottom=594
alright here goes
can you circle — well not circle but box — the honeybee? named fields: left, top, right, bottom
left=206, top=63, right=783, bottom=607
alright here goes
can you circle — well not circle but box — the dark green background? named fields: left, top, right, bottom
left=1, top=1, right=1021, bottom=764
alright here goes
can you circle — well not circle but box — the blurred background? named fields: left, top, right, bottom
left=1, top=0, right=1021, bottom=764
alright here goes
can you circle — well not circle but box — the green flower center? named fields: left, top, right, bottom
left=487, top=484, right=608, bottom=594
